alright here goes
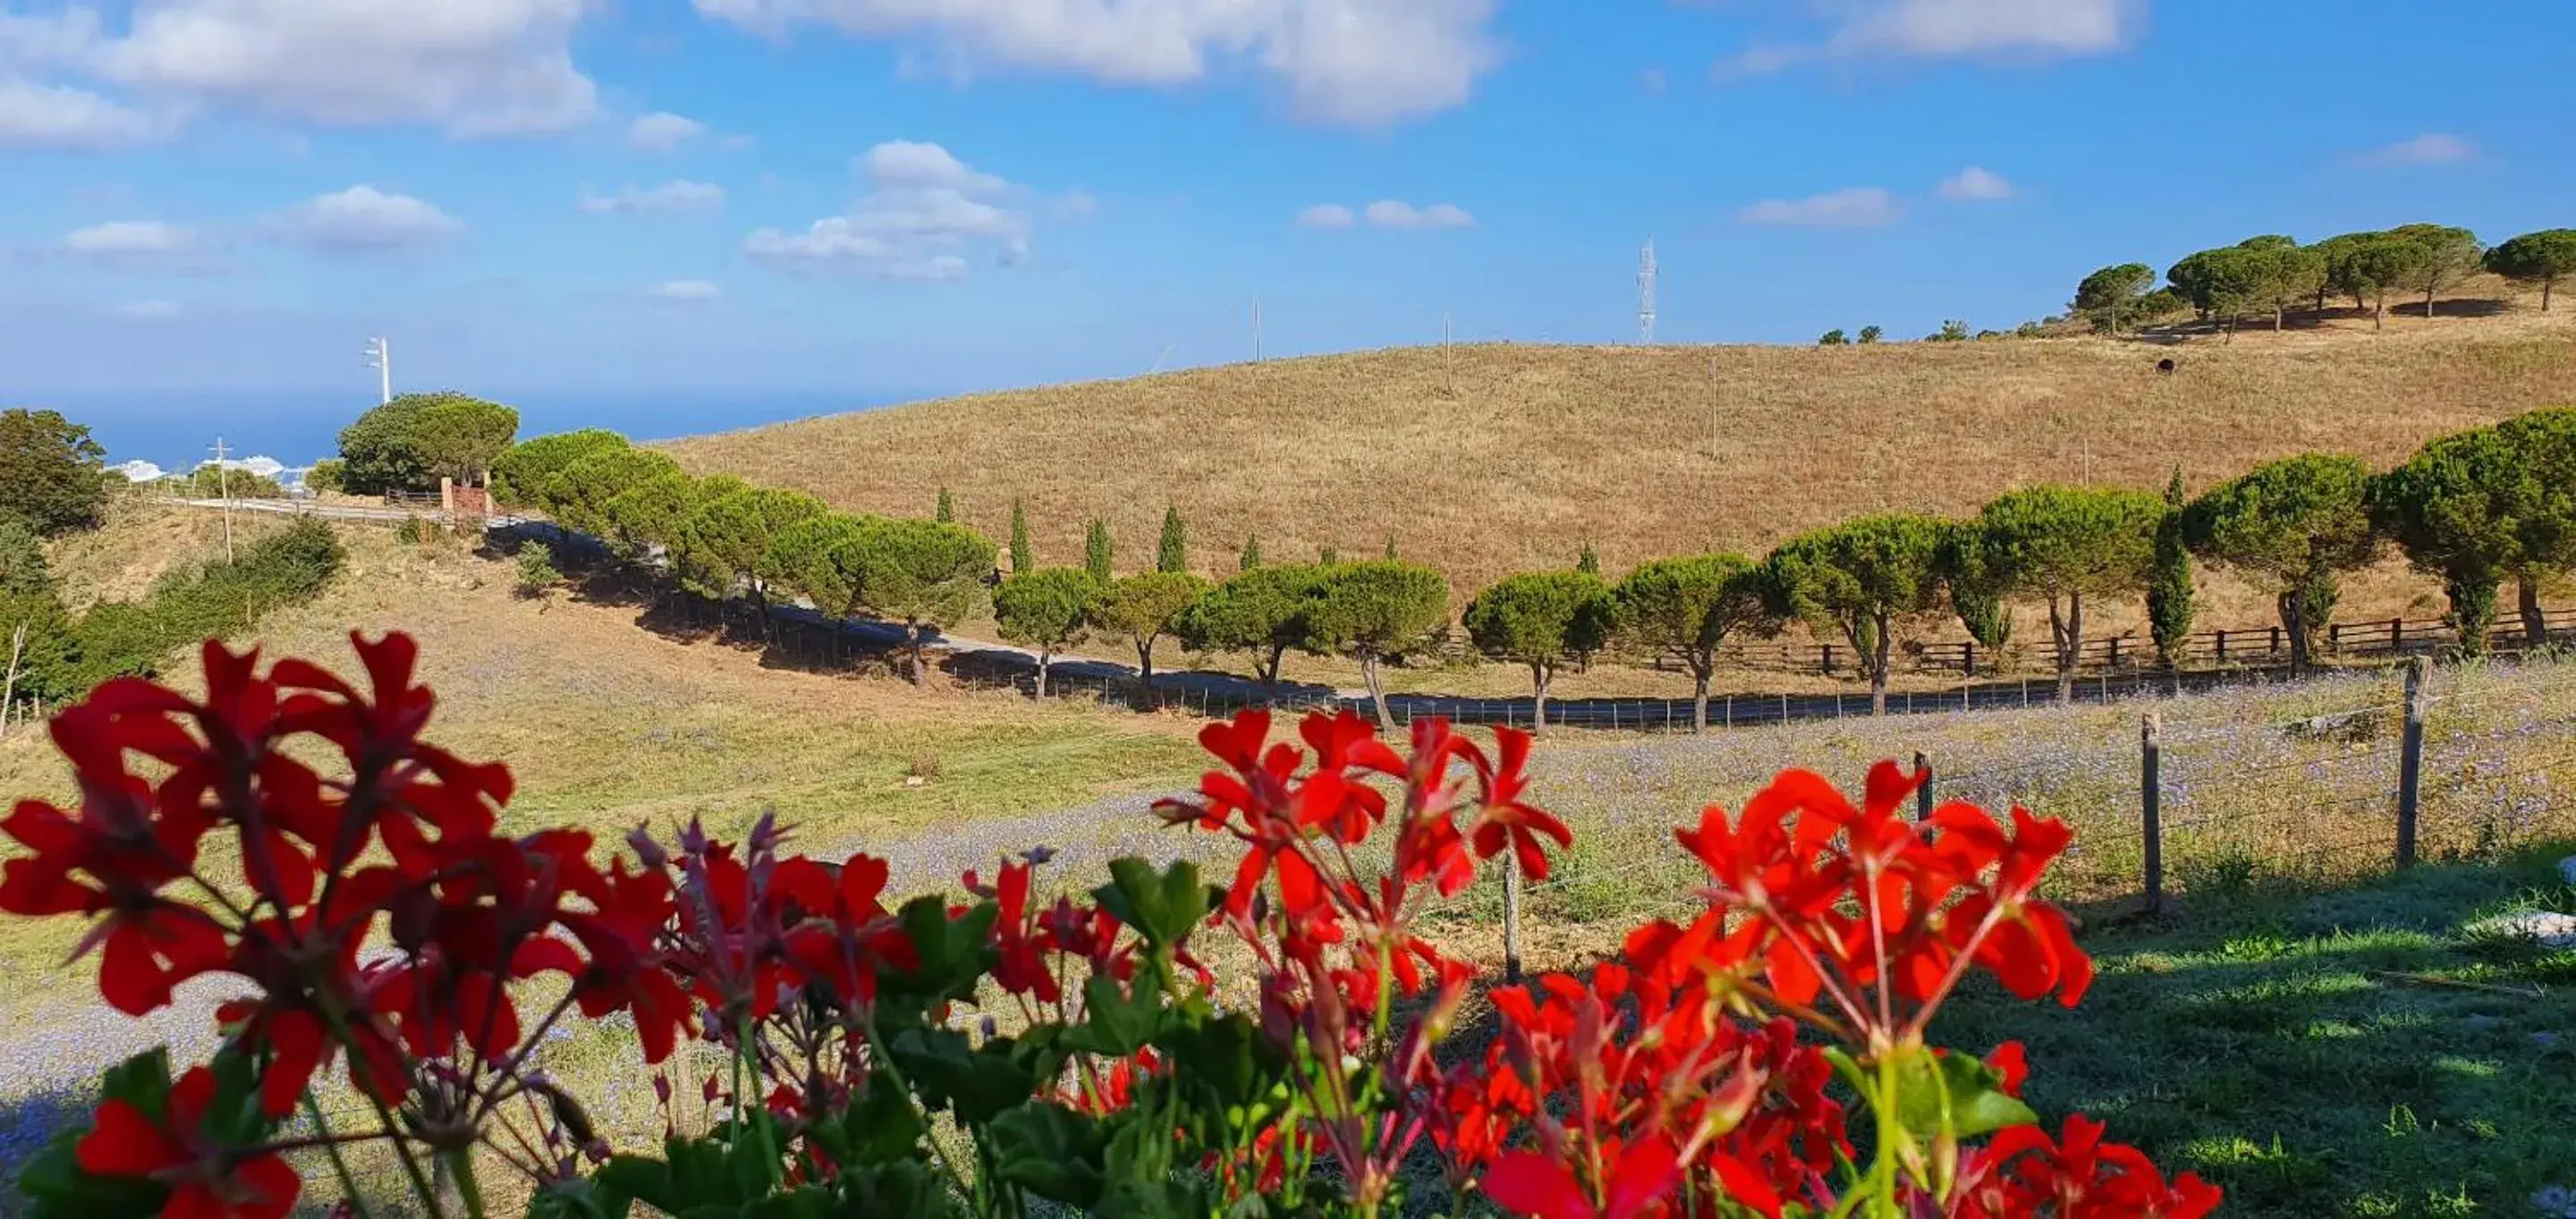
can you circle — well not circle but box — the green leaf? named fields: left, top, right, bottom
left=837, top=1160, right=958, bottom=1217
left=1154, top=1012, right=1276, bottom=1112
left=1886, top=1047, right=2040, bottom=1143
left=891, top=1028, right=1038, bottom=1124
left=886, top=895, right=1000, bottom=1011
left=1100, top=1109, right=1182, bottom=1184
left=529, top=1179, right=633, bottom=1219
left=1097, top=1179, right=1208, bottom=1219
left=987, top=1103, right=1106, bottom=1206
left=832, top=1079, right=928, bottom=1165
left=727, top=1113, right=784, bottom=1199
left=1095, top=858, right=1216, bottom=950
left=596, top=1154, right=678, bottom=1213
left=97, top=1046, right=174, bottom=1117
left=1066, top=972, right=1163, bottom=1057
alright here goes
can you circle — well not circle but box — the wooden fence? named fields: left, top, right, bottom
left=1685, top=608, right=2576, bottom=679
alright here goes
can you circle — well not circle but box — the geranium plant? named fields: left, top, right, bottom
left=2, top=633, right=2216, bottom=1217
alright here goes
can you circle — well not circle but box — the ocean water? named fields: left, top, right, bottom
left=24, top=387, right=922, bottom=473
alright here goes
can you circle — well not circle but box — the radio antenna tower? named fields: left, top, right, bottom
left=1637, top=239, right=1657, bottom=345
left=363, top=336, right=392, bottom=404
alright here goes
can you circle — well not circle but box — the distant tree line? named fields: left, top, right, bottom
left=496, top=404, right=2576, bottom=732
left=2075, top=224, right=2576, bottom=337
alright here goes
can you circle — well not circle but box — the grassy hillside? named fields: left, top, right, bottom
left=0, top=511, right=1211, bottom=1017
left=667, top=287, right=2576, bottom=633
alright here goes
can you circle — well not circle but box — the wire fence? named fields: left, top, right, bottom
left=1493, top=655, right=2576, bottom=968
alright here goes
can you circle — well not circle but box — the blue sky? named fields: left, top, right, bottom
left=3, top=0, right=2571, bottom=412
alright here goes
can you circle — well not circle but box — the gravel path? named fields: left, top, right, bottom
left=0, top=785, right=1212, bottom=1166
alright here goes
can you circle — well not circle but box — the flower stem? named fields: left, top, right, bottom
left=299, top=1090, right=379, bottom=1219
left=442, top=1147, right=489, bottom=1219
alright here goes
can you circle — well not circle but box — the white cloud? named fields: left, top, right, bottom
left=1936, top=165, right=2012, bottom=200
left=109, top=459, right=168, bottom=480
left=13, top=0, right=597, bottom=136
left=579, top=180, right=727, bottom=215
left=0, top=77, right=164, bottom=149
left=2355, top=132, right=2475, bottom=167
left=114, top=301, right=181, bottom=321
left=750, top=141, right=1031, bottom=280
left=277, top=185, right=462, bottom=252
left=1363, top=199, right=1474, bottom=230
left=1724, top=0, right=2142, bottom=76
left=1295, top=203, right=1356, bottom=230
left=690, top=0, right=1501, bottom=127
left=627, top=110, right=708, bottom=151
left=60, top=220, right=231, bottom=272
left=640, top=279, right=722, bottom=302
left=860, top=140, right=1006, bottom=192
left=1739, top=186, right=1900, bottom=228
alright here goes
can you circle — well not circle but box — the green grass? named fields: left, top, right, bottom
left=1929, top=846, right=2576, bottom=1217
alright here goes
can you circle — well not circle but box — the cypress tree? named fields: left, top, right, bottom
left=1240, top=534, right=1262, bottom=571
left=1157, top=505, right=1188, bottom=573
left=1383, top=533, right=1398, bottom=560
left=1577, top=540, right=1601, bottom=574
left=935, top=487, right=953, bottom=523
left=1085, top=519, right=1113, bottom=582
left=1319, top=546, right=1340, bottom=565
left=1009, top=497, right=1033, bottom=574
left=2147, top=467, right=2196, bottom=670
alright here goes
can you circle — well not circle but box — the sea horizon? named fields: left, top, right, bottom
left=9, top=385, right=936, bottom=472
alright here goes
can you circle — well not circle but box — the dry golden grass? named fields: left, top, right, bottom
left=0, top=512, right=1213, bottom=1000
left=42, top=492, right=295, bottom=611
left=666, top=284, right=2576, bottom=639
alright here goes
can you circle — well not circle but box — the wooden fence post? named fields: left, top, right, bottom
left=2141, top=713, right=2164, bottom=916
left=2391, top=616, right=2403, bottom=653
left=1913, top=750, right=1934, bottom=821
left=2215, top=630, right=2227, bottom=665
left=2397, top=656, right=2428, bottom=868
left=1501, top=862, right=1523, bottom=982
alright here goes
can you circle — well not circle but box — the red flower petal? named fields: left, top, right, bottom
left=75, top=1098, right=185, bottom=1176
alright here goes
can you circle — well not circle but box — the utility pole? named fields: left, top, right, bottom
left=1252, top=299, right=1263, bottom=363
left=1638, top=238, right=1657, bottom=345
left=364, top=336, right=392, bottom=404
left=210, top=436, right=234, bottom=563
left=1442, top=309, right=1455, bottom=397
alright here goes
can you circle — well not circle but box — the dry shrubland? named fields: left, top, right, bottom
left=666, top=285, right=2576, bottom=637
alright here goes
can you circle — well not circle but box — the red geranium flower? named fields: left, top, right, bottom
left=76, top=1066, right=301, bottom=1219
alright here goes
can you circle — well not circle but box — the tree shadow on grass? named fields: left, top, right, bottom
left=1930, top=842, right=2576, bottom=1216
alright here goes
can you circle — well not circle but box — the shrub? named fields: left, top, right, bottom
left=2, top=637, right=2220, bottom=1219
left=303, top=458, right=346, bottom=495
left=64, top=520, right=343, bottom=685
left=514, top=541, right=565, bottom=600
left=176, top=465, right=286, bottom=499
